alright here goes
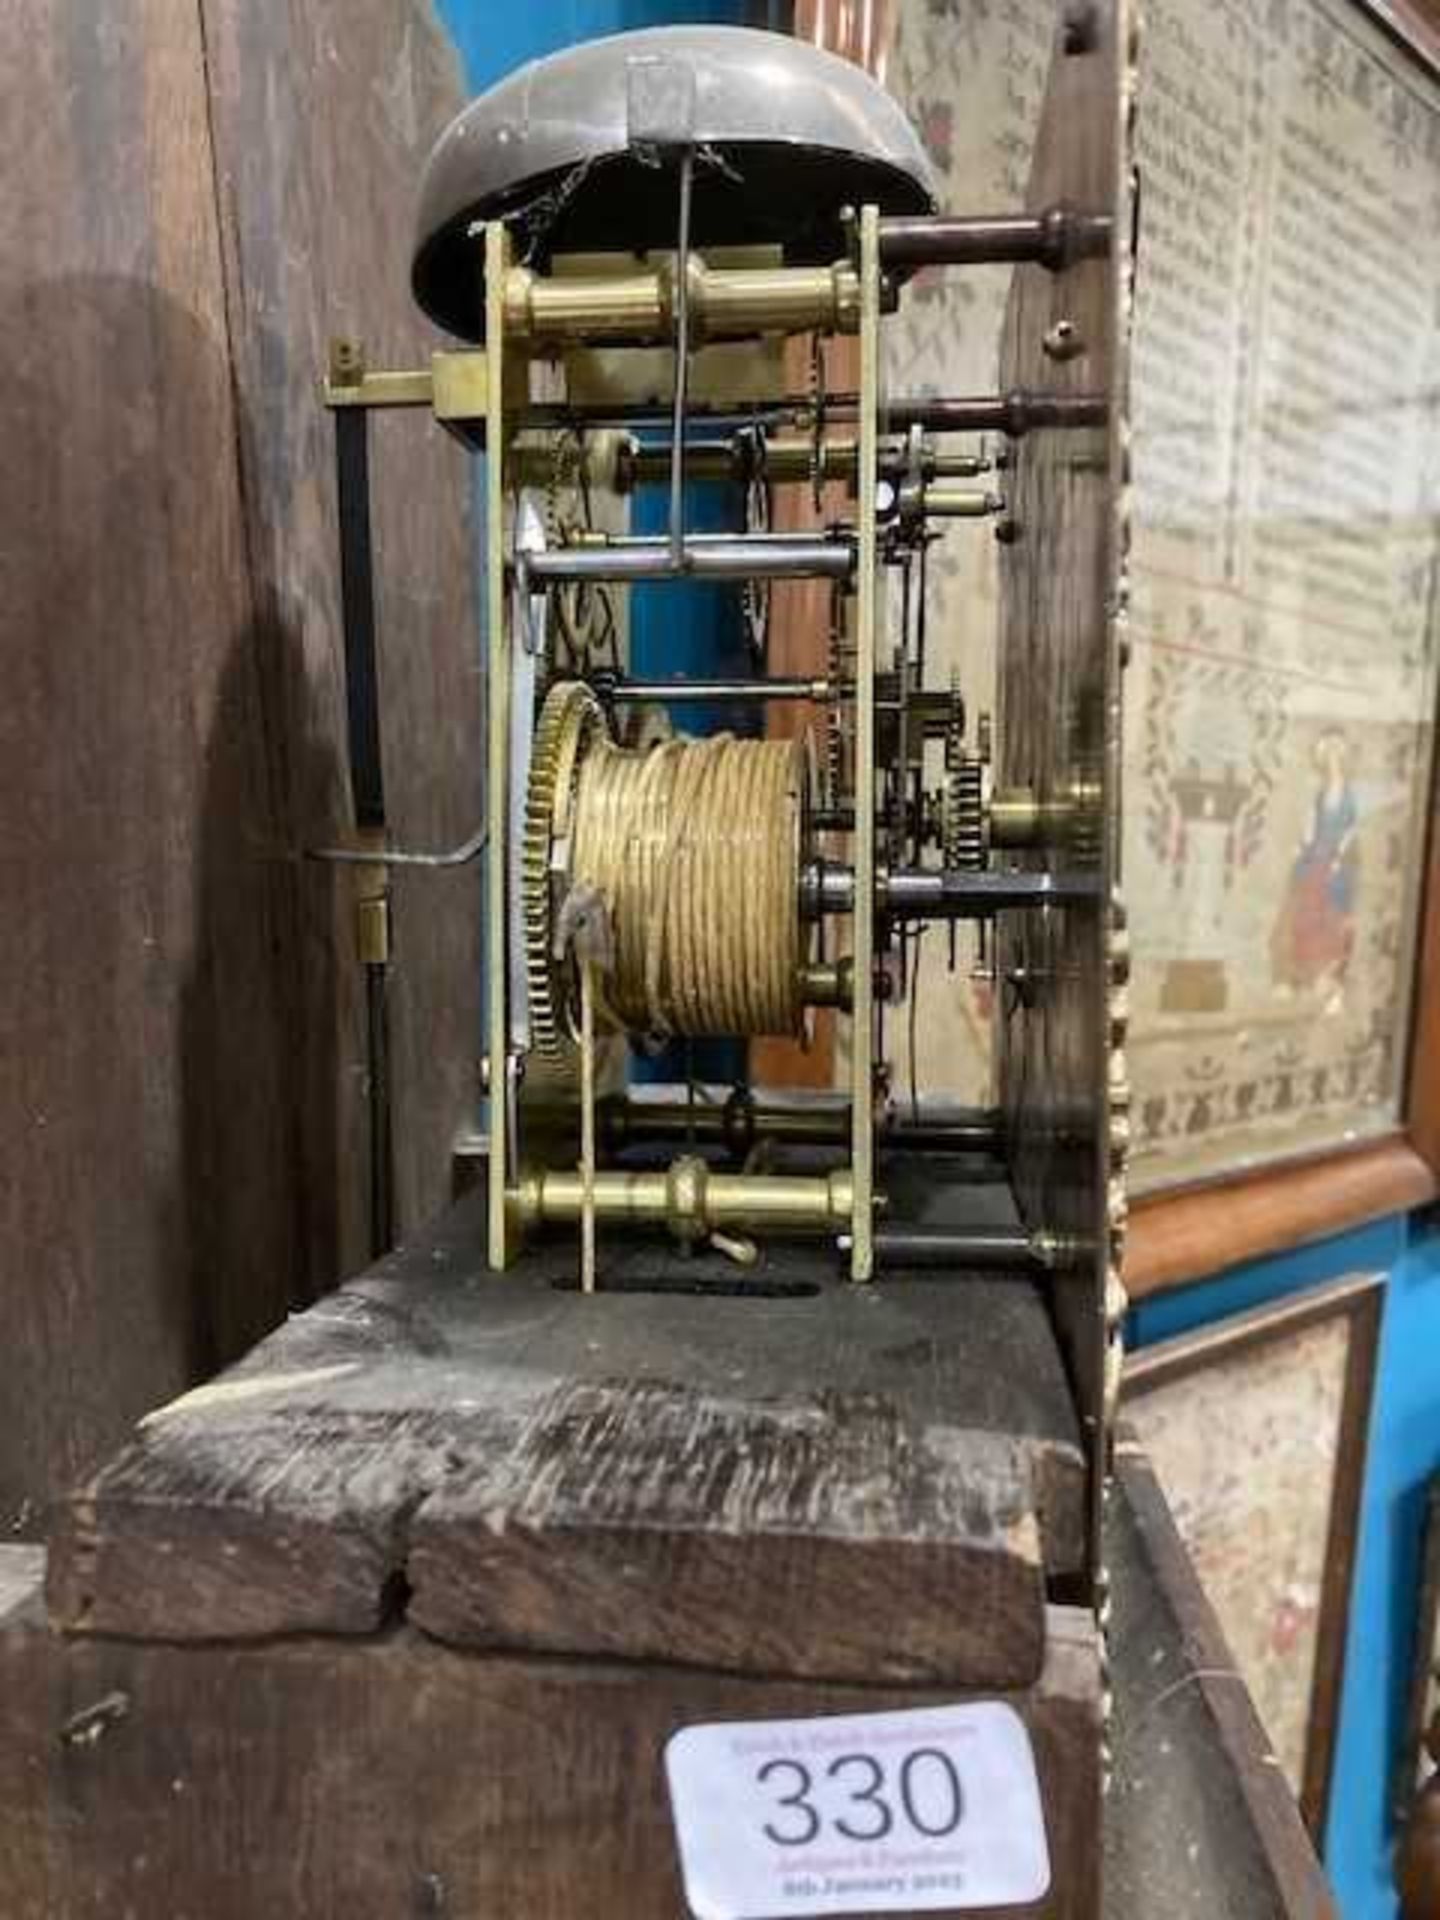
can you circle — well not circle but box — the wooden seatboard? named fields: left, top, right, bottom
left=47, top=1189, right=1086, bottom=1688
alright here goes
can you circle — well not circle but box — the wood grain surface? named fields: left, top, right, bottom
left=1108, top=1441, right=1337, bottom=1918
left=196, top=0, right=482, bottom=1246
left=1127, top=1134, right=1435, bottom=1298
left=7, top=1454, right=1339, bottom=1920
left=2, top=1557, right=1100, bottom=1920
left=45, top=1190, right=1087, bottom=1687
left=1, top=0, right=477, bottom=1523
left=2, top=0, right=285, bottom=1526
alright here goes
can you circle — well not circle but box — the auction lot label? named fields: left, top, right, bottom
left=664, top=1700, right=1051, bottom=1917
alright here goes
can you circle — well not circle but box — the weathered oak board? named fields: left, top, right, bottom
left=1, top=0, right=477, bottom=1524
left=2, top=1565, right=1099, bottom=1920
left=1, top=0, right=280, bottom=1525
left=196, top=0, right=483, bottom=1251
left=47, top=1188, right=1085, bottom=1688
left=3, top=1456, right=1332, bottom=1918
left=1107, top=1445, right=1337, bottom=1919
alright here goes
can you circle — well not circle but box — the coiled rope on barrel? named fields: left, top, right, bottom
left=571, top=729, right=804, bottom=1039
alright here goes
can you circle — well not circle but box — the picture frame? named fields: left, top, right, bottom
left=1123, top=1272, right=1384, bottom=1841
left=1121, top=0, right=1440, bottom=1294
left=787, top=0, right=1440, bottom=1290
left=1395, top=1471, right=1440, bottom=1825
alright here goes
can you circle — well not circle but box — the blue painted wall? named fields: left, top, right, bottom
left=436, top=0, right=754, bottom=95
left=433, top=4, right=1440, bottom=1910
left=435, top=0, right=754, bottom=1086
left=1129, top=1212, right=1440, bottom=1917
left=628, top=472, right=755, bottom=1084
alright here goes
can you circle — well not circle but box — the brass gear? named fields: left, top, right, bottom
left=522, top=679, right=607, bottom=1063
left=944, top=756, right=988, bottom=869
left=823, top=581, right=849, bottom=810
left=941, top=690, right=989, bottom=870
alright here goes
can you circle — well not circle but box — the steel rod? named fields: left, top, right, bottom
left=668, top=150, right=694, bottom=570
left=608, top=677, right=830, bottom=703
left=800, top=864, right=1099, bottom=919
left=518, top=392, right=1101, bottom=439
left=862, top=1225, right=1044, bottom=1271
left=882, top=868, right=1099, bottom=916
left=886, top=391, right=1108, bottom=437
left=520, top=400, right=809, bottom=431
left=889, top=1119, right=1004, bottom=1151
left=483, top=222, right=512, bottom=1270
left=308, top=823, right=488, bottom=868
left=364, top=962, right=393, bottom=1259
left=614, top=438, right=987, bottom=488
left=849, top=204, right=882, bottom=1282
left=598, top=1090, right=1002, bottom=1157
left=334, top=409, right=386, bottom=830
left=876, top=207, right=1113, bottom=272
left=526, top=533, right=854, bottom=583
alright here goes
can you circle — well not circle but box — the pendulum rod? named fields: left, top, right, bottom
left=849, top=204, right=882, bottom=1283
left=484, top=221, right=511, bottom=1270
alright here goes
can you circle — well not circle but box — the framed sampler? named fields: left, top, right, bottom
left=1123, top=1271, right=1384, bottom=1838
left=788, top=0, right=1440, bottom=1294
left=1114, top=0, right=1440, bottom=1289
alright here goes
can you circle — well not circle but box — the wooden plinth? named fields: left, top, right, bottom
left=46, top=1186, right=1088, bottom=1691
left=14, top=1190, right=1333, bottom=1915
left=0, top=1450, right=1333, bottom=1917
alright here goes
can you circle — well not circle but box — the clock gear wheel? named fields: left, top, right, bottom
left=823, top=583, right=851, bottom=811
left=941, top=697, right=991, bottom=871
left=522, top=678, right=607, bottom=1064
left=943, top=759, right=988, bottom=870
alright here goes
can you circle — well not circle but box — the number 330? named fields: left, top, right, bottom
left=756, top=1749, right=964, bottom=1847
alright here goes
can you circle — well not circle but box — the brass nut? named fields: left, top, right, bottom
left=356, top=894, right=390, bottom=966
left=431, top=350, right=489, bottom=421
left=665, top=1155, right=709, bottom=1247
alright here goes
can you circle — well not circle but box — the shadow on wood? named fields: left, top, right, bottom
left=2, top=265, right=342, bottom=1524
